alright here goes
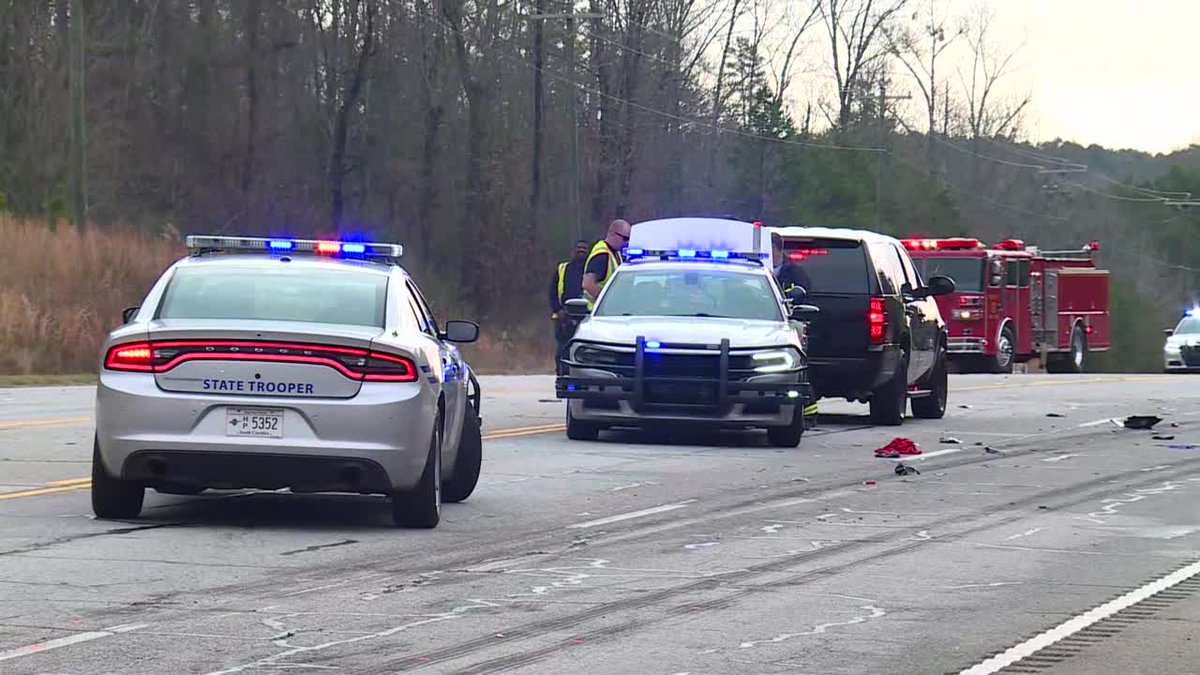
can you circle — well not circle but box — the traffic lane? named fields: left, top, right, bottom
left=0, top=375, right=567, bottom=495
left=0, top=377, right=1195, bottom=672
left=5, top=416, right=1194, bottom=674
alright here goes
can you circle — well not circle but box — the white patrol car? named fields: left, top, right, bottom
left=1164, top=307, right=1200, bottom=373
left=555, top=217, right=819, bottom=447
left=93, top=236, right=482, bottom=529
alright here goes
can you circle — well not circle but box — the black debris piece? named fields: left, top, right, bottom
left=1046, top=413, right=1065, bottom=418
left=984, top=446, right=1001, bottom=455
left=1151, top=435, right=1176, bottom=441
left=895, top=463, right=920, bottom=476
left=1123, top=415, right=1162, bottom=430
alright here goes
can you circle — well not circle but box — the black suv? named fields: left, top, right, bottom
left=771, top=227, right=956, bottom=425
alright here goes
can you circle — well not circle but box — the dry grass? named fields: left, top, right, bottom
left=0, top=215, right=552, bottom=376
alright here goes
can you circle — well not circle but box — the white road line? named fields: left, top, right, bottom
left=0, top=623, right=148, bottom=662
left=912, top=447, right=971, bottom=461
left=1078, top=417, right=1119, bottom=428
left=959, top=558, right=1200, bottom=675
left=568, top=500, right=696, bottom=529
left=1043, top=453, right=1082, bottom=463
left=1005, top=527, right=1045, bottom=541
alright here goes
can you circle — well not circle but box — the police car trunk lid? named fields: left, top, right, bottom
left=146, top=319, right=385, bottom=399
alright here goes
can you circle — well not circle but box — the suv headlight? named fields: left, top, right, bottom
left=1165, top=343, right=1181, bottom=355
left=571, top=344, right=626, bottom=366
left=751, top=349, right=800, bottom=373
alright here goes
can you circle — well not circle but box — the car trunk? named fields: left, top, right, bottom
left=146, top=319, right=386, bottom=399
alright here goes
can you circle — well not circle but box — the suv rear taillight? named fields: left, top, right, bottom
left=868, top=298, right=886, bottom=345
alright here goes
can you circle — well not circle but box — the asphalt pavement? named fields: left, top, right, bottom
left=1, top=373, right=1198, bottom=674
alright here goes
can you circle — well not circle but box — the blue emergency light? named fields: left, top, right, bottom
left=624, top=248, right=767, bottom=263
left=186, top=235, right=403, bottom=262
left=1187, top=307, right=1199, bottom=318
left=624, top=217, right=767, bottom=264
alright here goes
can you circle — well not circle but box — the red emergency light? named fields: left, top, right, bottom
left=788, top=248, right=829, bottom=261
left=994, top=239, right=1025, bottom=251
left=901, top=238, right=983, bottom=251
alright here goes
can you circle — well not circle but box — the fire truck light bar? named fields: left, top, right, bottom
left=901, top=238, right=984, bottom=251
left=994, top=239, right=1025, bottom=251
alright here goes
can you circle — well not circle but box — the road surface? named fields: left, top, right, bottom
left=1, top=374, right=1198, bottom=674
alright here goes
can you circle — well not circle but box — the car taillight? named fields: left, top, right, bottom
left=357, top=351, right=418, bottom=382
left=869, top=298, right=886, bottom=345
left=104, top=342, right=167, bottom=372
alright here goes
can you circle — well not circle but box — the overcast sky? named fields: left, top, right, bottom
left=997, top=0, right=1200, bottom=154
left=775, top=0, right=1200, bottom=154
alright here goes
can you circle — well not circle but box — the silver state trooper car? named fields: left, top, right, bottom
left=556, top=217, right=818, bottom=447
left=1164, top=308, right=1200, bottom=373
left=93, top=235, right=482, bottom=529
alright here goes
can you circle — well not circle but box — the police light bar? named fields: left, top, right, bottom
left=625, top=248, right=767, bottom=262
left=1187, top=307, right=1199, bottom=318
left=185, top=235, right=403, bottom=261
left=901, top=237, right=984, bottom=251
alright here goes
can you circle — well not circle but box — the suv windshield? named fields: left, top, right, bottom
left=158, top=265, right=389, bottom=327
left=1174, top=317, right=1200, bottom=335
left=780, top=239, right=869, bottom=294
left=920, top=257, right=984, bottom=293
left=595, top=267, right=782, bottom=321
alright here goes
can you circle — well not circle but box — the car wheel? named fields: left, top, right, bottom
left=766, top=406, right=805, bottom=448
left=391, top=422, right=441, bottom=529
left=911, top=349, right=948, bottom=419
left=565, top=404, right=600, bottom=441
left=442, top=406, right=482, bottom=504
left=91, top=436, right=144, bottom=520
left=992, top=325, right=1015, bottom=374
left=1045, top=326, right=1086, bottom=374
left=869, top=355, right=907, bottom=426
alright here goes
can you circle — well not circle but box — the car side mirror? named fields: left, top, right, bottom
left=926, top=275, right=956, bottom=297
left=787, top=285, right=808, bottom=305
left=563, top=298, right=591, bottom=318
left=441, top=320, right=479, bottom=343
left=122, top=307, right=139, bottom=324
left=790, top=304, right=820, bottom=320
left=1164, top=328, right=1175, bottom=336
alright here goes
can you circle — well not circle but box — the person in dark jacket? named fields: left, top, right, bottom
left=770, top=232, right=819, bottom=425
left=550, top=240, right=589, bottom=375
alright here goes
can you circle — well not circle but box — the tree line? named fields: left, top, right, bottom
left=2, top=0, right=1197, bottom=368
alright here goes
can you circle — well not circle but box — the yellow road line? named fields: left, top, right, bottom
left=956, top=375, right=1173, bottom=393
left=0, top=422, right=566, bottom=502
left=0, top=417, right=91, bottom=431
left=0, top=483, right=91, bottom=501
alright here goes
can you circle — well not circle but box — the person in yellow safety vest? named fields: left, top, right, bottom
left=771, top=232, right=819, bottom=425
left=549, top=240, right=590, bottom=375
left=581, top=219, right=631, bottom=308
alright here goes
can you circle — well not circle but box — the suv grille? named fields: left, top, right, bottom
left=1182, top=345, right=1200, bottom=367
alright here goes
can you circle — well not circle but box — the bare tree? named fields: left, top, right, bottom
left=328, top=0, right=378, bottom=229
left=887, top=0, right=961, bottom=137
left=958, top=3, right=1030, bottom=139
left=819, top=0, right=908, bottom=130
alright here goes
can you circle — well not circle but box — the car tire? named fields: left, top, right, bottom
left=766, top=406, right=805, bottom=448
left=911, top=349, right=948, bottom=419
left=442, top=406, right=482, bottom=504
left=91, top=436, right=144, bottom=520
left=992, top=325, right=1016, bottom=374
left=565, top=405, right=600, bottom=441
left=391, top=423, right=441, bottom=529
left=869, top=355, right=907, bottom=426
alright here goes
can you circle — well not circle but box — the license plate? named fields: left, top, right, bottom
left=225, top=408, right=284, bottom=438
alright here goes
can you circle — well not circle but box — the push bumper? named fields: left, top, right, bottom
left=555, top=337, right=812, bottom=428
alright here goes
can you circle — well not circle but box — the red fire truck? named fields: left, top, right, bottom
left=901, top=237, right=1110, bottom=374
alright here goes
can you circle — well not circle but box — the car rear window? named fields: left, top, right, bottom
left=780, top=239, right=869, bottom=294
left=158, top=265, right=389, bottom=327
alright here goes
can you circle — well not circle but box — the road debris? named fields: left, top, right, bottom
left=958, top=404, right=972, bottom=410
left=1046, top=413, right=1065, bottom=418
left=863, top=480, right=877, bottom=487
left=1151, top=435, right=1176, bottom=441
left=939, top=435, right=962, bottom=444
left=875, top=438, right=921, bottom=457
left=984, top=446, right=1001, bottom=455
left=894, top=463, right=920, bottom=476
left=1123, top=415, right=1162, bottom=430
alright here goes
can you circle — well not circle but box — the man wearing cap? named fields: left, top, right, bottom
left=549, top=240, right=590, bottom=375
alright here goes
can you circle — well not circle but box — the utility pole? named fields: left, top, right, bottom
left=528, top=4, right=603, bottom=243
left=68, top=0, right=87, bottom=228
left=876, top=80, right=910, bottom=231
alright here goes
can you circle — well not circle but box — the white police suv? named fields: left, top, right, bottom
left=1164, top=307, right=1200, bottom=373
left=94, top=236, right=482, bottom=528
left=556, top=217, right=818, bottom=447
